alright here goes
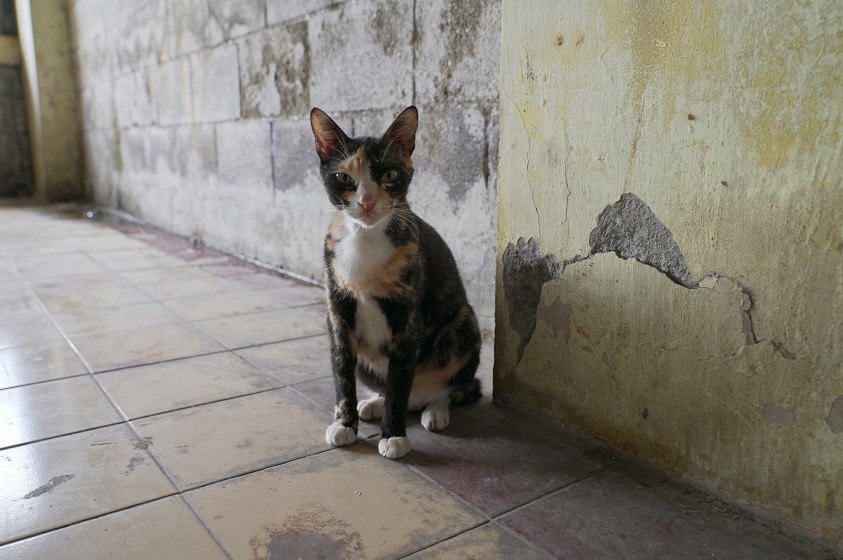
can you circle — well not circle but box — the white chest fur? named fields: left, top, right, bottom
left=333, top=218, right=394, bottom=288
left=355, top=295, right=390, bottom=374
left=332, top=217, right=394, bottom=375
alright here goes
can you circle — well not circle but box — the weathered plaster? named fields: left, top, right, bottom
left=497, top=0, right=843, bottom=547
left=70, top=0, right=500, bottom=332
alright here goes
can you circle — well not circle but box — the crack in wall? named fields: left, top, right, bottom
left=503, top=192, right=786, bottom=361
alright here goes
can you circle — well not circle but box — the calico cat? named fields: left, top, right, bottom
left=310, top=106, right=482, bottom=459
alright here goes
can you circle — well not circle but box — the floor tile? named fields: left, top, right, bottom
left=0, top=375, right=121, bottom=448
left=186, top=444, right=486, bottom=559
left=118, top=265, right=218, bottom=285
left=235, top=334, right=331, bottom=385
left=13, top=252, right=109, bottom=279
left=290, top=375, right=336, bottom=412
left=0, top=271, right=29, bottom=298
left=33, top=276, right=152, bottom=313
left=0, top=315, right=64, bottom=350
left=70, top=322, right=224, bottom=372
left=87, top=249, right=188, bottom=272
left=164, top=290, right=285, bottom=322
left=0, top=496, right=228, bottom=560
left=498, top=470, right=828, bottom=560
left=403, top=417, right=603, bottom=516
left=131, top=388, right=331, bottom=490
left=0, top=424, right=175, bottom=545
left=0, top=295, right=46, bottom=325
left=51, top=301, right=182, bottom=337
left=226, top=271, right=315, bottom=292
left=136, top=274, right=230, bottom=300
left=97, top=352, right=282, bottom=419
left=292, top=375, right=382, bottom=439
left=257, top=283, right=325, bottom=308
left=197, top=305, right=327, bottom=349
left=0, top=341, right=87, bottom=389
left=405, top=523, right=550, bottom=560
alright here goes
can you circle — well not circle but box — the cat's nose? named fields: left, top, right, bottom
left=360, top=199, right=376, bottom=213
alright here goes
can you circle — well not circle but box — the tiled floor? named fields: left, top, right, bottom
left=0, top=203, right=837, bottom=560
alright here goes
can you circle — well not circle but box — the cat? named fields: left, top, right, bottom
left=310, top=105, right=482, bottom=459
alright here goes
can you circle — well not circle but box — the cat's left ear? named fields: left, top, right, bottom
left=311, top=108, right=350, bottom=163
left=383, top=106, right=418, bottom=157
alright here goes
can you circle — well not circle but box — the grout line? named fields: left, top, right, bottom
left=95, top=206, right=324, bottom=288
left=489, top=471, right=604, bottom=522
left=0, top=493, right=183, bottom=550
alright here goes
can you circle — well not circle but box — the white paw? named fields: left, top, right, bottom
left=357, top=395, right=385, bottom=422
left=325, top=423, right=357, bottom=447
left=378, top=436, right=411, bottom=459
left=421, top=404, right=450, bottom=432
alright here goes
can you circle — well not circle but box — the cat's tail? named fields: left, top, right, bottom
left=449, top=377, right=482, bottom=405
left=448, top=352, right=482, bottom=405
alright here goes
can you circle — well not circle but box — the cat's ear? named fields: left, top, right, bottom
left=311, top=108, right=350, bottom=163
left=383, top=106, right=418, bottom=157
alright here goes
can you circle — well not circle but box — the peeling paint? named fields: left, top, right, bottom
left=505, top=194, right=800, bottom=369
left=761, top=403, right=797, bottom=427
left=826, top=396, right=843, bottom=434
left=589, top=193, right=695, bottom=288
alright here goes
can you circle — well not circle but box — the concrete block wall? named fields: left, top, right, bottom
left=70, top=0, right=500, bottom=330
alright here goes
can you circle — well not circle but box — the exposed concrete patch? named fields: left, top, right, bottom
left=503, top=193, right=786, bottom=361
left=826, top=396, right=843, bottom=434
left=761, top=403, right=798, bottom=427
left=589, top=193, right=696, bottom=288
left=502, top=238, right=563, bottom=360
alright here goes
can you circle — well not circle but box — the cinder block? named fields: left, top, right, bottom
left=114, top=70, right=155, bottom=128
left=82, top=128, right=114, bottom=196
left=175, top=124, right=217, bottom=180
left=414, top=0, right=501, bottom=104
left=146, top=127, right=178, bottom=175
left=75, top=33, right=113, bottom=86
left=162, top=0, right=206, bottom=59
left=204, top=0, right=265, bottom=45
left=308, top=0, right=413, bottom=111
left=80, top=81, right=115, bottom=131
left=238, top=21, right=309, bottom=119
left=191, top=44, right=241, bottom=123
left=413, top=103, right=488, bottom=206
left=151, top=57, right=193, bottom=125
left=217, top=119, right=272, bottom=188
left=266, top=0, right=338, bottom=25
left=111, top=2, right=165, bottom=74
left=270, top=118, right=317, bottom=191
left=119, top=128, right=148, bottom=175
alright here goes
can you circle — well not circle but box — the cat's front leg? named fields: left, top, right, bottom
left=378, top=343, right=416, bottom=459
left=325, top=313, right=359, bottom=447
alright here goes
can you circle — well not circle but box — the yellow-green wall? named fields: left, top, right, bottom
left=496, top=0, right=842, bottom=545
left=17, top=0, right=83, bottom=200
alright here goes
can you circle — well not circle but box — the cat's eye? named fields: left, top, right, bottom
left=381, top=170, right=399, bottom=183
left=334, top=172, right=354, bottom=185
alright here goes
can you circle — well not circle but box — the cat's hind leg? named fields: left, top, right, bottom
left=421, top=398, right=450, bottom=432
left=357, top=394, right=385, bottom=422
